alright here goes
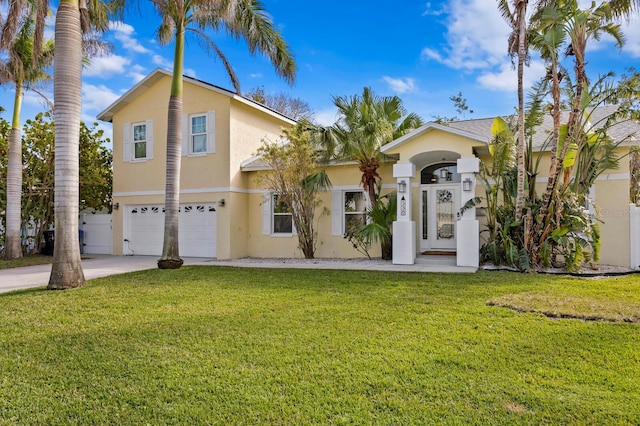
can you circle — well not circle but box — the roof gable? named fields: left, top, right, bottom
left=381, top=121, right=489, bottom=155
left=96, top=68, right=296, bottom=124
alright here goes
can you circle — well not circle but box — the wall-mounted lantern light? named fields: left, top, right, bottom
left=113, top=202, right=120, bottom=210
left=218, top=198, right=226, bottom=207
left=463, top=178, right=473, bottom=191
left=398, top=180, right=407, bottom=194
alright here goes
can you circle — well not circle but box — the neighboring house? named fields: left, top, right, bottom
left=99, top=70, right=639, bottom=268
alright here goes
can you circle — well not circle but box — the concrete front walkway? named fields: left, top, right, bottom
left=0, top=255, right=476, bottom=294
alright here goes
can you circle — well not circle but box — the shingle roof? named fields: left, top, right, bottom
left=242, top=105, right=640, bottom=171
left=447, top=104, right=639, bottom=151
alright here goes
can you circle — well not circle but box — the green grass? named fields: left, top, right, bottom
left=0, top=255, right=52, bottom=270
left=1, top=267, right=639, bottom=425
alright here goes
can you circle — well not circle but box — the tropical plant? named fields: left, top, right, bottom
left=0, top=112, right=112, bottom=254
left=47, top=0, right=117, bottom=288
left=0, top=10, right=54, bottom=259
left=1, top=0, right=120, bottom=287
left=355, top=191, right=397, bottom=260
left=498, top=0, right=530, bottom=224
left=255, top=121, right=331, bottom=259
left=321, top=87, right=423, bottom=206
left=152, top=0, right=296, bottom=269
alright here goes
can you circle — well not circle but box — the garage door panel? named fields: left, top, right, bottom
left=125, top=204, right=216, bottom=257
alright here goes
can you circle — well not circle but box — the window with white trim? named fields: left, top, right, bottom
left=344, top=191, right=367, bottom=233
left=272, top=194, right=293, bottom=234
left=133, top=123, right=147, bottom=159
left=261, top=192, right=295, bottom=236
left=183, top=111, right=216, bottom=156
left=123, top=120, right=153, bottom=162
left=191, top=115, right=207, bottom=153
left=332, top=190, right=367, bottom=236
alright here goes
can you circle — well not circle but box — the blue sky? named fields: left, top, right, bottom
left=4, top=0, right=640, bottom=143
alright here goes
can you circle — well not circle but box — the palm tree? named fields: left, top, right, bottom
left=152, top=0, right=296, bottom=269
left=498, top=0, right=530, bottom=224
left=528, top=0, right=625, bottom=263
left=47, top=0, right=116, bottom=289
left=0, top=12, right=54, bottom=259
left=2, top=0, right=115, bottom=287
left=322, top=87, right=423, bottom=206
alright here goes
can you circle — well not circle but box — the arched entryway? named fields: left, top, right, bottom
left=407, top=151, right=461, bottom=254
left=419, top=161, right=460, bottom=253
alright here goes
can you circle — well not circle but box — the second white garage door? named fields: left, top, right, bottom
left=125, top=204, right=217, bottom=257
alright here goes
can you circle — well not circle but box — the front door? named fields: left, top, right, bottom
left=420, top=185, right=458, bottom=251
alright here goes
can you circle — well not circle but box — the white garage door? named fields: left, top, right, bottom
left=125, top=204, right=217, bottom=257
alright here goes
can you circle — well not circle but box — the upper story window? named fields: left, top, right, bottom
left=123, top=120, right=153, bottom=162
left=183, top=111, right=216, bottom=156
left=133, top=123, right=147, bottom=159
left=191, top=115, right=207, bottom=154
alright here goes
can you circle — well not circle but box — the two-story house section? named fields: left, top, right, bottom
left=97, top=68, right=295, bottom=260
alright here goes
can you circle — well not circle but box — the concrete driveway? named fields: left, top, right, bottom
left=0, top=255, right=214, bottom=294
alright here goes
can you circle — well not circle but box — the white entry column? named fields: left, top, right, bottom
left=456, top=157, right=480, bottom=267
left=392, top=162, right=416, bottom=265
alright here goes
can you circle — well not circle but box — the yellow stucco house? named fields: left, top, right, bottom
left=97, top=69, right=639, bottom=268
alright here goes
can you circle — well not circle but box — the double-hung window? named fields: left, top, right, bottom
left=344, top=191, right=367, bottom=233
left=191, top=115, right=207, bottom=154
left=133, top=123, right=147, bottom=159
left=183, top=111, right=215, bottom=156
left=262, top=193, right=294, bottom=236
left=331, top=190, right=367, bottom=236
left=272, top=194, right=293, bottom=234
left=123, top=121, right=153, bottom=162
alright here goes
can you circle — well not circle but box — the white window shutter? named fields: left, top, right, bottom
left=262, top=193, right=272, bottom=235
left=145, top=120, right=153, bottom=159
left=206, top=111, right=216, bottom=153
left=182, top=114, right=189, bottom=156
left=123, top=123, right=131, bottom=162
left=331, top=191, right=343, bottom=236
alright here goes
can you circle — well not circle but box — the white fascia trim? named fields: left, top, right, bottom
left=381, top=122, right=488, bottom=153
left=113, top=187, right=253, bottom=197
left=241, top=159, right=362, bottom=172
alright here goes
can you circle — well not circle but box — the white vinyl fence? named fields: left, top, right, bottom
left=80, top=214, right=113, bottom=255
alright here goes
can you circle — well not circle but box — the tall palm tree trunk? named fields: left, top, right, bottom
left=5, top=86, right=24, bottom=259
left=514, top=0, right=528, bottom=222
left=48, top=0, right=86, bottom=289
left=158, top=29, right=185, bottom=269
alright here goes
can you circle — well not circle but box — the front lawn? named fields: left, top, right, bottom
left=1, top=267, right=638, bottom=425
left=0, top=255, right=52, bottom=270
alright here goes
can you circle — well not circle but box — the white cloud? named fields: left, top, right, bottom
left=314, top=107, right=338, bottom=126
left=23, top=89, right=54, bottom=110
left=152, top=54, right=173, bottom=70
left=250, top=73, right=263, bottom=79
left=184, top=68, right=197, bottom=78
left=422, top=2, right=448, bottom=16
left=128, top=64, right=147, bottom=83
left=477, top=60, right=547, bottom=91
left=109, top=22, right=151, bottom=54
left=620, top=14, right=640, bottom=58
left=382, top=76, right=418, bottom=94
left=421, top=0, right=510, bottom=70
left=83, top=55, right=131, bottom=77
left=82, top=83, right=121, bottom=113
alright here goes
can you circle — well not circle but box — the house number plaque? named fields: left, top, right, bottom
left=400, top=196, right=406, bottom=217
